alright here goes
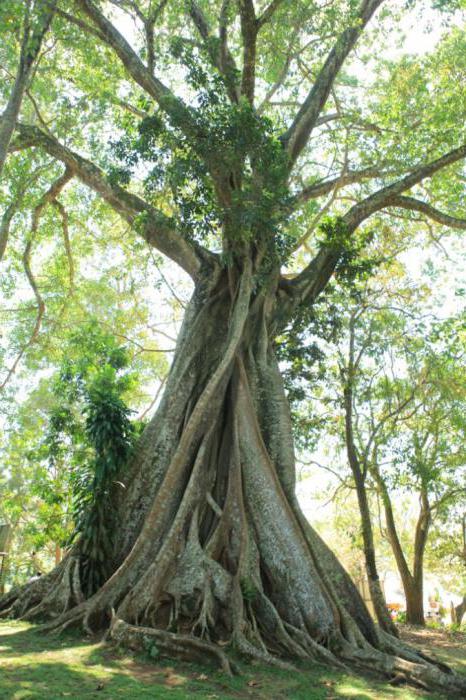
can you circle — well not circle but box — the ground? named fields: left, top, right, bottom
left=0, top=621, right=465, bottom=700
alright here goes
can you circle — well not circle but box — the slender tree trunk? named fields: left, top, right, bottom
left=406, top=490, right=430, bottom=626
left=451, top=516, right=466, bottom=626
left=343, top=385, right=398, bottom=636
left=1, top=268, right=465, bottom=694
left=373, top=467, right=430, bottom=627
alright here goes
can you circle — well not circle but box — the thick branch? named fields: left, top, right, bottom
left=276, top=246, right=341, bottom=324
left=257, top=0, right=285, bottom=28
left=294, top=166, right=384, bottom=205
left=282, top=0, right=384, bottom=165
left=0, top=201, right=18, bottom=263
left=14, top=123, right=203, bottom=278
left=343, top=143, right=466, bottom=231
left=55, top=7, right=105, bottom=41
left=283, top=143, right=466, bottom=318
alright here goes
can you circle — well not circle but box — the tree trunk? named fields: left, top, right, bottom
left=343, top=384, right=398, bottom=637
left=405, top=580, right=425, bottom=626
left=355, top=475, right=398, bottom=636
left=1, top=268, right=465, bottom=694
left=406, top=490, right=430, bottom=627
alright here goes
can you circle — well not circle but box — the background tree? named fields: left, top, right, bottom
left=367, top=313, right=466, bottom=626
left=1, top=0, right=466, bottom=692
left=284, top=265, right=466, bottom=628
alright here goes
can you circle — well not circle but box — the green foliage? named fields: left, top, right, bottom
left=288, top=256, right=466, bottom=598
left=277, top=217, right=383, bottom=448
left=44, top=323, right=138, bottom=596
left=72, top=372, right=134, bottom=595
left=108, top=42, right=292, bottom=267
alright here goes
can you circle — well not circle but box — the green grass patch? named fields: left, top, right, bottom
left=0, top=621, right=461, bottom=699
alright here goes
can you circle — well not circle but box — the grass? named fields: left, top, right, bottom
left=0, top=620, right=464, bottom=700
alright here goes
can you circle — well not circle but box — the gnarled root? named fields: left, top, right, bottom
left=108, top=616, right=238, bottom=675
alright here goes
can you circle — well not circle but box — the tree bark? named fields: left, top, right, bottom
left=405, top=580, right=426, bottom=627
left=1, top=267, right=465, bottom=694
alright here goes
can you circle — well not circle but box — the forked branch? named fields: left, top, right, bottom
left=282, top=142, right=466, bottom=315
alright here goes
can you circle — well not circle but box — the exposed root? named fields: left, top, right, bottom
left=233, top=631, right=295, bottom=671
left=0, top=564, right=63, bottom=620
left=109, top=616, right=238, bottom=675
left=21, top=556, right=82, bottom=622
left=377, top=628, right=453, bottom=674
left=40, top=601, right=89, bottom=634
left=283, top=622, right=348, bottom=670
left=338, top=637, right=466, bottom=696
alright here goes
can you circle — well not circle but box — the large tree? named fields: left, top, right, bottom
left=1, top=0, right=466, bottom=692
